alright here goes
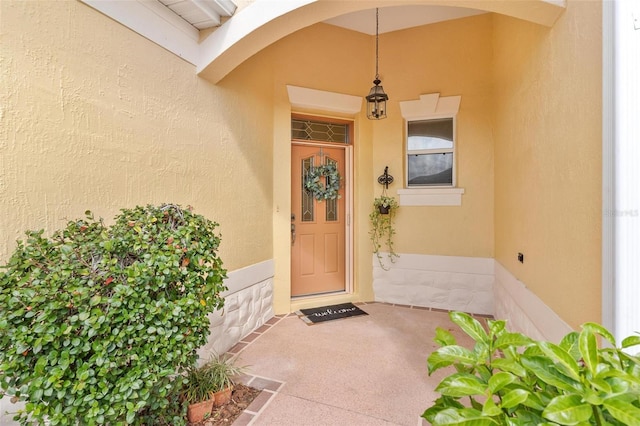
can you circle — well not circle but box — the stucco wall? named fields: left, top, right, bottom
left=267, top=16, right=495, bottom=313
left=268, top=23, right=374, bottom=313
left=492, top=1, right=602, bottom=329
left=378, top=14, right=495, bottom=259
left=1, top=0, right=603, bottom=329
left=0, top=0, right=274, bottom=271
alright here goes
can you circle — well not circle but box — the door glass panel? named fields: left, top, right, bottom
left=325, top=158, right=338, bottom=222
left=301, top=157, right=314, bottom=222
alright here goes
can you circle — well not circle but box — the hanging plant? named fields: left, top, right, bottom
left=370, top=194, right=399, bottom=270
left=304, top=163, right=341, bottom=201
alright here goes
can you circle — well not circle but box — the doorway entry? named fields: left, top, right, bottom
left=291, top=143, right=347, bottom=296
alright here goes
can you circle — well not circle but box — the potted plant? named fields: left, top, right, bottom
left=424, top=311, right=640, bottom=425
left=370, top=194, right=399, bottom=270
left=181, top=355, right=246, bottom=423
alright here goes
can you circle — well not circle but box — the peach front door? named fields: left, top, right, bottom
left=291, top=144, right=346, bottom=297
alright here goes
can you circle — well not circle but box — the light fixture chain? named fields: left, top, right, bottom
left=365, top=7, right=388, bottom=120
left=375, top=8, right=379, bottom=79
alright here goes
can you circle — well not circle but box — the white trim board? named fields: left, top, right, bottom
left=286, top=85, right=363, bottom=115
left=371, top=254, right=575, bottom=341
left=373, top=254, right=494, bottom=315
left=80, top=0, right=200, bottom=65
left=493, top=261, right=572, bottom=343
left=222, top=259, right=274, bottom=297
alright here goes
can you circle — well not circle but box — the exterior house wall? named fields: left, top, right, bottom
left=267, top=16, right=496, bottom=313
left=268, top=23, right=375, bottom=313
left=380, top=14, right=495, bottom=260
left=0, top=0, right=274, bottom=273
left=0, top=2, right=276, bottom=408
left=1, top=0, right=602, bottom=354
left=492, top=1, right=602, bottom=330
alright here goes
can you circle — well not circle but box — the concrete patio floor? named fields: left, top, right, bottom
left=226, top=302, right=482, bottom=426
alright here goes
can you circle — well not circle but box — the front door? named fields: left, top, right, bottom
left=291, top=144, right=346, bottom=297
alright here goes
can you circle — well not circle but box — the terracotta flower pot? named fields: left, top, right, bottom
left=187, top=397, right=214, bottom=423
left=213, top=386, right=233, bottom=407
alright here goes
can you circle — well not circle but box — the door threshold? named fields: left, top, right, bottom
left=290, top=291, right=357, bottom=313
left=291, top=290, right=347, bottom=301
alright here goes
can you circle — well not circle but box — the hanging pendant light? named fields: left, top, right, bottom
left=366, top=8, right=388, bottom=120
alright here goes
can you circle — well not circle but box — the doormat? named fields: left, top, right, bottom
left=295, top=303, right=368, bottom=325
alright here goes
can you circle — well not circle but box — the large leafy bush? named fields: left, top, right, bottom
left=425, top=312, right=640, bottom=425
left=0, top=204, right=227, bottom=425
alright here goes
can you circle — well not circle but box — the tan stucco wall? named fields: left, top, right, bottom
left=265, top=17, right=495, bottom=312
left=492, top=1, right=602, bottom=329
left=268, top=24, right=375, bottom=313
left=1, top=0, right=603, bottom=326
left=376, top=14, right=495, bottom=258
left=0, top=1, right=274, bottom=271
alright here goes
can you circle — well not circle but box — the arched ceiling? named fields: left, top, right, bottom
left=80, top=0, right=565, bottom=84
left=197, top=0, right=566, bottom=84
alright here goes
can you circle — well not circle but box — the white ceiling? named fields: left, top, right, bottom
left=324, top=5, right=485, bottom=35
left=157, top=0, right=237, bottom=29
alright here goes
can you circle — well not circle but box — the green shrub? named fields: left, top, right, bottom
left=425, top=312, right=640, bottom=426
left=0, top=204, right=228, bottom=425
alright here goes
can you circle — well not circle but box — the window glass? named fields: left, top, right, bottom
left=407, top=119, right=453, bottom=150
left=406, top=117, right=455, bottom=187
left=408, top=153, right=453, bottom=185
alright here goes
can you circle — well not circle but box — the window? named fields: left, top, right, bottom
left=291, top=118, right=349, bottom=143
left=406, top=117, right=455, bottom=187
left=398, top=93, right=463, bottom=206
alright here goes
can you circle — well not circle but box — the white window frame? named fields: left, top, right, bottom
left=398, top=93, right=464, bottom=206
left=405, top=114, right=456, bottom=188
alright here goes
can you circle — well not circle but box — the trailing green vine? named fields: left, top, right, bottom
left=370, top=194, right=399, bottom=270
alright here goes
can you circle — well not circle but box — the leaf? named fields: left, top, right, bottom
left=603, top=398, right=640, bottom=426
left=491, top=358, right=527, bottom=377
left=582, top=322, right=616, bottom=347
left=520, top=391, right=546, bottom=411
left=434, top=327, right=457, bottom=347
left=521, top=356, right=582, bottom=392
left=589, top=377, right=612, bottom=393
left=428, top=345, right=478, bottom=374
left=487, top=319, right=506, bottom=337
left=488, top=372, right=515, bottom=393
left=538, top=341, right=582, bottom=382
left=500, top=389, right=529, bottom=409
left=435, top=373, right=487, bottom=397
left=579, top=328, right=598, bottom=375
left=450, top=312, right=489, bottom=345
left=559, top=332, right=581, bottom=360
left=622, top=335, right=640, bottom=349
left=494, top=332, right=534, bottom=350
left=482, top=397, right=502, bottom=417
left=433, top=408, right=498, bottom=426
left=542, top=395, right=592, bottom=425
